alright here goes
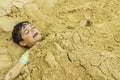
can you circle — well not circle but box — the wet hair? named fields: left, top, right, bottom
left=12, top=21, right=30, bottom=45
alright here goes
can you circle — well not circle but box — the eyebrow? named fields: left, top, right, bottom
left=24, top=28, right=28, bottom=34
left=22, top=23, right=32, bottom=34
left=22, top=24, right=28, bottom=34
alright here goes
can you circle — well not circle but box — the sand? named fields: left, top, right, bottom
left=0, top=0, right=120, bottom=80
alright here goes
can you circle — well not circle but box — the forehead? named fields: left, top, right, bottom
left=22, top=23, right=31, bottom=29
left=20, top=23, right=31, bottom=34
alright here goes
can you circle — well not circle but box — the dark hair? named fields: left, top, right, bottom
left=12, top=21, right=30, bottom=45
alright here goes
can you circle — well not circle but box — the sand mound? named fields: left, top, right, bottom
left=19, top=25, right=120, bottom=80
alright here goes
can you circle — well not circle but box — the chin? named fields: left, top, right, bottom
left=36, top=35, right=41, bottom=41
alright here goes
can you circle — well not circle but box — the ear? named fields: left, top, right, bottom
left=19, top=41, right=27, bottom=47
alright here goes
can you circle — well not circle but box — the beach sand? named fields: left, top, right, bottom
left=0, top=0, right=120, bottom=80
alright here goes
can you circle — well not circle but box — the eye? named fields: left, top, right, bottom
left=25, top=30, right=29, bottom=34
left=32, top=26, right=35, bottom=28
left=32, top=26, right=36, bottom=29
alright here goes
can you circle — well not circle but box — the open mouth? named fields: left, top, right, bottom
left=33, top=32, right=38, bottom=38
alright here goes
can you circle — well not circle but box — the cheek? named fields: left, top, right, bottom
left=23, top=33, right=34, bottom=42
left=28, top=33, right=33, bottom=38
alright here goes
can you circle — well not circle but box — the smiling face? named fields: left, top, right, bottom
left=19, top=23, right=41, bottom=48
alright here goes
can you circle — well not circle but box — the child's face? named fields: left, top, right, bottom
left=19, top=23, right=41, bottom=47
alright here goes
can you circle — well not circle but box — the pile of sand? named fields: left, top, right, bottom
left=0, top=0, right=120, bottom=80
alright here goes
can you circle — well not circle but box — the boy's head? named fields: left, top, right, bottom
left=12, top=21, right=41, bottom=48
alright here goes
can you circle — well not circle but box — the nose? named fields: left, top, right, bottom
left=31, top=27, right=35, bottom=33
